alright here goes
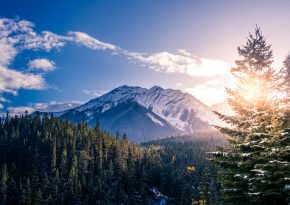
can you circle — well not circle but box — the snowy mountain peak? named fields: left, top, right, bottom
left=72, top=85, right=221, bottom=133
left=148, top=85, right=163, bottom=92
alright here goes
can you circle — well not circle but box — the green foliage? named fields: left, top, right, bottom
left=143, top=132, right=225, bottom=205
left=0, top=114, right=155, bottom=204
left=211, top=27, right=290, bottom=205
left=0, top=113, right=224, bottom=204
left=0, top=164, right=8, bottom=204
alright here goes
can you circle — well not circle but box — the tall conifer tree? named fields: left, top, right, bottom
left=212, top=27, right=290, bottom=205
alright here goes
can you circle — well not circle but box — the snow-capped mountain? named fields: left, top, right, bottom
left=56, top=85, right=221, bottom=141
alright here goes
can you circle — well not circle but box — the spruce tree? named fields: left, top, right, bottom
left=281, top=54, right=290, bottom=128
left=211, top=27, right=290, bottom=205
left=0, top=164, right=8, bottom=204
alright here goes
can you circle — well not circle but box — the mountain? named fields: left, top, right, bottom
left=54, top=85, right=221, bottom=142
left=61, top=101, right=180, bottom=142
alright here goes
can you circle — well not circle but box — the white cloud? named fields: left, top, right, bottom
left=68, top=31, right=117, bottom=51
left=28, top=59, right=55, bottom=71
left=0, top=65, right=46, bottom=95
left=0, top=18, right=64, bottom=99
left=81, top=89, right=107, bottom=97
left=122, top=50, right=232, bottom=106
left=0, top=17, right=121, bottom=102
left=7, top=100, right=83, bottom=116
left=23, top=31, right=68, bottom=51
left=185, top=86, right=226, bottom=106
left=0, top=18, right=68, bottom=52
left=211, top=101, right=235, bottom=116
left=177, top=49, right=192, bottom=57
left=0, top=97, right=10, bottom=103
left=0, top=97, right=9, bottom=110
left=1, top=17, right=231, bottom=78
left=0, top=39, right=18, bottom=66
left=124, top=50, right=231, bottom=78
left=32, top=101, right=83, bottom=112
left=7, top=106, right=34, bottom=116
left=184, top=76, right=233, bottom=106
left=1, top=17, right=231, bottom=80
left=61, top=31, right=232, bottom=79
left=176, top=82, right=183, bottom=87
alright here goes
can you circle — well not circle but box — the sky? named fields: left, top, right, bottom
left=1, top=0, right=290, bottom=115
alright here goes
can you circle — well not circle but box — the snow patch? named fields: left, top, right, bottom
left=146, top=113, right=164, bottom=127
left=71, top=85, right=223, bottom=131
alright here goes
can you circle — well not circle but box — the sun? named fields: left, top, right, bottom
left=241, top=77, right=265, bottom=103
left=243, top=83, right=262, bottom=101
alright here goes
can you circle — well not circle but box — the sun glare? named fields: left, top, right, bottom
left=242, top=78, right=265, bottom=103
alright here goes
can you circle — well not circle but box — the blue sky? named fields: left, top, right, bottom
left=1, top=0, right=290, bottom=114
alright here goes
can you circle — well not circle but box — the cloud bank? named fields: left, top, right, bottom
left=6, top=101, right=83, bottom=116
left=0, top=65, right=46, bottom=94
left=81, top=89, right=107, bottom=97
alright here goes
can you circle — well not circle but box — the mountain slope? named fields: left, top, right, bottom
left=135, top=86, right=220, bottom=132
left=56, top=85, right=221, bottom=141
left=61, top=101, right=180, bottom=142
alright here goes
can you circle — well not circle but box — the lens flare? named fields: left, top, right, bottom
left=241, top=78, right=265, bottom=103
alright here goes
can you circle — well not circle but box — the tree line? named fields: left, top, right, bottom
left=0, top=113, right=224, bottom=205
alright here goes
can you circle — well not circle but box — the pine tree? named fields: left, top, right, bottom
left=211, top=27, right=290, bottom=205
left=0, top=106, right=222, bottom=204
left=279, top=54, right=290, bottom=202
left=50, top=140, right=57, bottom=174
left=21, top=178, right=32, bottom=205
left=69, top=154, right=78, bottom=197
left=281, top=54, right=290, bottom=128
left=6, top=176, right=17, bottom=205
left=0, top=164, right=8, bottom=204
left=281, top=54, right=290, bottom=94
left=198, top=168, right=211, bottom=203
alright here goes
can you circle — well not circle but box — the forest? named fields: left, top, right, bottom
left=0, top=113, right=225, bottom=205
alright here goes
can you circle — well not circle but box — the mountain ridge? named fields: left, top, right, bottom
left=47, top=85, right=221, bottom=141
